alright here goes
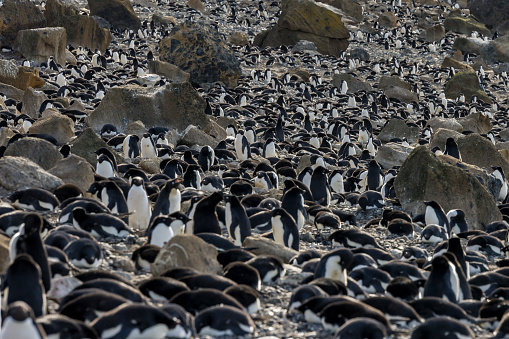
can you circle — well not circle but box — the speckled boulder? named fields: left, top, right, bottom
left=0, top=60, right=44, bottom=90
left=4, top=137, right=62, bottom=170
left=444, top=11, right=490, bottom=36
left=13, top=27, right=67, bottom=66
left=468, top=0, right=509, bottom=34
left=0, top=0, right=46, bottom=44
left=159, top=22, right=241, bottom=88
left=444, top=70, right=491, bottom=103
left=88, top=0, right=140, bottom=30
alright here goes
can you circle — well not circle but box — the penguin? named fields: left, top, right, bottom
left=150, top=178, right=182, bottom=223
left=36, top=314, right=97, bottom=339
left=386, top=276, right=420, bottom=301
left=71, top=207, right=131, bottom=239
left=423, top=255, right=460, bottom=303
left=169, top=288, right=243, bottom=314
left=53, top=183, right=83, bottom=203
left=140, top=133, right=157, bottom=158
left=198, top=145, right=215, bottom=172
left=334, top=317, right=387, bottom=339
left=235, top=130, right=251, bottom=161
left=246, top=255, right=285, bottom=284
left=99, top=180, right=128, bottom=217
left=127, top=177, right=151, bottom=230
left=122, top=134, right=140, bottom=159
left=447, top=209, right=468, bottom=234
left=314, top=248, right=354, bottom=286
left=298, top=167, right=313, bottom=190
left=63, top=238, right=103, bottom=269
left=132, top=245, right=160, bottom=272
left=2, top=301, right=46, bottom=339
left=358, top=191, right=386, bottom=210
left=329, top=169, right=345, bottom=194
left=224, top=194, right=251, bottom=246
left=163, top=159, right=183, bottom=179
left=281, top=185, right=307, bottom=231
left=330, top=229, right=382, bottom=249
left=254, top=171, right=274, bottom=190
left=147, top=216, right=175, bottom=248
left=411, top=317, right=474, bottom=339
left=421, top=224, right=449, bottom=243
left=444, top=137, right=461, bottom=161
left=366, top=160, right=384, bottom=191
left=194, top=305, right=256, bottom=337
left=95, top=155, right=116, bottom=179
left=310, top=166, right=331, bottom=206
left=183, top=164, right=202, bottom=190
left=201, top=176, right=224, bottom=193
left=263, top=138, right=277, bottom=158
left=4, top=254, right=47, bottom=317
left=348, top=267, right=392, bottom=294
left=9, top=188, right=59, bottom=212
left=224, top=284, right=260, bottom=314
left=493, top=166, right=508, bottom=202
left=100, top=124, right=118, bottom=138
left=287, top=285, right=328, bottom=313
left=424, top=200, right=451, bottom=235
left=319, top=299, right=390, bottom=332
left=223, top=262, right=261, bottom=291
left=188, top=192, right=223, bottom=234
left=138, top=277, right=189, bottom=301
left=271, top=208, right=299, bottom=251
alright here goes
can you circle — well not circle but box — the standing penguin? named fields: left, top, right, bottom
left=2, top=301, right=46, bottom=339
left=198, top=146, right=215, bottom=172
left=96, top=154, right=116, bottom=178
left=310, top=166, right=331, bottom=207
left=122, top=134, right=140, bottom=159
left=127, top=177, right=151, bottom=230
left=423, top=255, right=459, bottom=303
left=189, top=192, right=223, bottom=235
left=444, top=137, right=461, bottom=161
left=263, top=138, right=277, bottom=158
left=329, top=170, right=345, bottom=194
left=446, top=209, right=468, bottom=234
left=298, top=167, right=313, bottom=190
left=151, top=178, right=182, bottom=223
left=271, top=208, right=299, bottom=251
left=147, top=216, right=175, bottom=248
left=424, top=200, right=450, bottom=235
left=235, top=130, right=251, bottom=161
left=366, top=160, right=384, bottom=191
left=100, top=181, right=129, bottom=218
left=493, top=166, right=508, bottom=202
left=224, top=194, right=251, bottom=246
left=281, top=186, right=307, bottom=231
left=140, top=133, right=157, bottom=158
left=183, top=164, right=202, bottom=190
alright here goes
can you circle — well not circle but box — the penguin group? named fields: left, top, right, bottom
left=2, top=0, right=509, bottom=337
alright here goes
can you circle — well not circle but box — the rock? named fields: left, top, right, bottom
left=243, top=236, right=299, bottom=264
left=159, top=22, right=241, bottom=88
left=45, top=0, right=112, bottom=53
left=444, top=70, right=492, bottom=103
left=383, top=86, right=418, bottom=104
left=86, top=83, right=213, bottom=134
left=332, top=73, right=373, bottom=93
left=0, top=156, right=64, bottom=194
left=374, top=143, right=414, bottom=169
left=254, top=0, right=349, bottom=57
left=289, top=67, right=311, bottom=82
left=444, top=11, right=490, bottom=36
left=0, top=83, right=24, bottom=100
left=0, top=234, right=10, bottom=273
left=379, top=75, right=412, bottom=91
left=421, top=24, right=445, bottom=42
left=187, top=0, right=204, bottom=12
left=147, top=61, right=190, bottom=83
left=429, top=128, right=465, bottom=152
left=228, top=32, right=249, bottom=46
left=316, top=0, right=363, bottom=22
left=452, top=37, right=488, bottom=54
left=292, top=40, right=318, bottom=53
left=151, top=234, right=222, bottom=276
left=138, top=158, right=162, bottom=175
left=13, top=27, right=67, bottom=66
left=0, top=60, right=44, bottom=90
left=441, top=56, right=473, bottom=71
left=394, top=146, right=501, bottom=230
left=378, top=11, right=399, bottom=28
left=297, top=154, right=312, bottom=174
left=4, top=137, right=62, bottom=170
left=0, top=0, right=46, bottom=44
left=125, top=120, right=147, bottom=138
left=21, top=87, right=48, bottom=119
left=378, top=118, right=420, bottom=144
left=0, top=128, right=16, bottom=147
left=426, top=117, right=464, bottom=133
left=349, top=47, right=370, bottom=62
left=88, top=0, right=141, bottom=30
left=468, top=0, right=509, bottom=35
left=29, top=114, right=75, bottom=145
left=179, top=125, right=219, bottom=148
left=65, top=49, right=77, bottom=65
left=482, top=34, right=509, bottom=64
left=457, top=133, right=509, bottom=178
left=500, top=128, right=509, bottom=141
left=48, top=155, right=95, bottom=193
left=457, top=112, right=493, bottom=134
left=151, top=14, right=176, bottom=26
left=69, top=128, right=123, bottom=166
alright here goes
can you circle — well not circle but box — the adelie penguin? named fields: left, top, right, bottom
left=9, top=188, right=59, bottom=212
left=423, top=255, right=460, bottom=303
left=96, top=154, right=116, bottom=178
left=2, top=301, right=46, bottom=339
left=281, top=185, right=307, bottom=231
left=271, top=208, right=299, bottom=251
left=127, top=177, right=151, bottom=230
left=64, top=238, right=103, bottom=269
left=310, top=166, right=331, bottom=207
left=140, top=133, right=157, bottom=158
left=71, top=207, right=131, bottom=239
left=424, top=200, right=451, bottom=235
left=198, top=145, right=215, bottom=172
left=150, top=178, right=182, bottom=223
left=444, top=137, right=461, bottom=161
left=224, top=194, right=251, bottom=246
left=147, top=216, right=175, bottom=247
left=122, top=134, right=140, bottom=159
left=188, top=192, right=223, bottom=235
left=234, top=130, right=251, bottom=161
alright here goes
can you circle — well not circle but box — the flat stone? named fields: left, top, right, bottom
left=243, top=236, right=299, bottom=264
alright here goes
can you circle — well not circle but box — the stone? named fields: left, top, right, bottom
left=429, top=128, right=465, bottom=152
left=138, top=158, right=162, bottom=175
left=457, top=133, right=509, bottom=178
left=332, top=73, right=373, bottom=93
left=500, top=128, right=509, bottom=141
left=482, top=34, right=509, bottom=64
left=151, top=14, right=176, bottom=26
left=374, top=143, right=414, bottom=169
left=228, top=32, right=249, bottom=46
left=457, top=112, right=492, bottom=134
left=29, top=114, right=75, bottom=145
left=0, top=60, right=45, bottom=91
left=243, top=236, right=299, bottom=264
left=69, top=128, right=123, bottom=166
left=452, top=37, right=487, bottom=54
left=45, top=0, right=112, bottom=53
left=441, top=56, right=473, bottom=71
left=14, top=27, right=66, bottom=66
left=21, top=87, right=49, bottom=119
left=151, top=234, right=222, bottom=276
left=179, top=125, right=219, bottom=148
left=0, top=127, right=16, bottom=147
left=426, top=117, right=464, bottom=133
left=289, top=68, right=311, bottom=82
left=0, top=83, right=24, bottom=100
left=0, top=0, right=46, bottom=44
left=421, top=24, right=445, bottom=42
left=160, top=22, right=241, bottom=88
left=254, top=0, right=349, bottom=57
left=187, top=0, right=204, bottom=12
left=378, top=118, right=420, bottom=144
left=394, top=146, right=501, bottom=230
left=65, top=49, right=77, bottom=65
left=0, top=156, right=64, bottom=195
left=378, top=11, right=399, bottom=28
left=147, top=61, right=190, bottom=83
left=48, top=155, right=95, bottom=193
left=349, top=47, right=370, bottom=62
left=383, top=86, right=418, bottom=104
left=468, top=0, right=509, bottom=35
left=316, top=0, right=363, bottom=22
left=292, top=40, right=318, bottom=53
left=125, top=120, right=146, bottom=138
left=4, top=137, right=62, bottom=170
left=379, top=75, right=412, bottom=91
left=444, top=11, right=490, bottom=36
left=86, top=83, right=213, bottom=134
left=0, top=234, right=10, bottom=273
left=88, top=0, right=141, bottom=30
left=444, top=70, right=492, bottom=103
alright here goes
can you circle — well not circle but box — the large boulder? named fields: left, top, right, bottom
left=468, top=0, right=509, bottom=34
left=421, top=24, right=445, bottom=42
left=378, top=75, right=418, bottom=103
left=86, top=83, right=215, bottom=136
left=332, top=73, right=373, bottom=93
left=444, top=70, right=491, bottom=103
left=480, top=34, right=509, bottom=64
left=28, top=114, right=75, bottom=145
left=254, top=0, right=349, bottom=57
left=426, top=117, right=464, bottom=133
left=0, top=156, right=64, bottom=195
left=374, top=143, right=414, bottom=169
left=0, top=0, right=46, bottom=45
left=378, top=118, right=420, bottom=144
left=0, top=60, right=44, bottom=90
left=151, top=234, right=222, bottom=276
left=45, top=0, right=112, bottom=53
left=159, top=22, right=241, bottom=88
left=87, top=0, right=140, bottom=30
left=316, top=0, right=363, bottom=22
left=457, top=112, right=492, bottom=134
left=394, top=146, right=502, bottom=230
left=378, top=11, right=398, bottom=28
left=4, top=137, right=62, bottom=170
left=441, top=56, right=473, bottom=72
left=49, top=155, right=95, bottom=193
left=69, top=128, right=123, bottom=166
left=444, top=11, right=490, bottom=36
left=13, top=27, right=66, bottom=66
left=147, top=61, right=190, bottom=83
left=453, top=37, right=488, bottom=54
left=21, top=87, right=49, bottom=119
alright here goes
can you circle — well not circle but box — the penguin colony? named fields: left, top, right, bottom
left=2, top=0, right=509, bottom=338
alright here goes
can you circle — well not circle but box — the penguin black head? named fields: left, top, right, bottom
left=131, top=176, right=144, bottom=186
left=23, top=213, right=43, bottom=236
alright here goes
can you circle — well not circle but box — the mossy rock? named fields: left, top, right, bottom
left=444, top=70, right=492, bottom=103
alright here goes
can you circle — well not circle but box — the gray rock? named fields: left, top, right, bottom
left=14, top=27, right=67, bottom=66
left=500, top=127, right=509, bottom=141
left=28, top=114, right=75, bottom=145
left=383, top=86, right=418, bottom=104
left=292, top=40, right=318, bottom=53
left=444, top=11, right=490, bottom=36
left=426, top=117, right=464, bottom=133
left=468, top=0, right=509, bottom=35
left=21, top=87, right=48, bottom=119
left=4, top=137, right=62, bottom=170
left=151, top=234, right=222, bottom=276
left=69, top=128, right=123, bottom=166
left=316, top=0, right=363, bottom=22
left=48, top=155, right=95, bottom=193
left=444, top=70, right=491, bottom=103
left=375, top=143, right=414, bottom=169
left=349, top=47, right=370, bottom=62
left=88, top=0, right=141, bottom=30
left=429, top=128, right=465, bottom=152
left=421, top=24, right=445, bottom=42
left=332, top=73, right=373, bottom=93
left=0, top=0, right=47, bottom=44
left=394, top=146, right=501, bottom=230
left=378, top=118, right=420, bottom=144
left=147, top=61, right=190, bottom=83
left=179, top=125, right=220, bottom=148
left=452, top=37, right=488, bottom=54
left=378, top=11, right=398, bottom=28
left=457, top=112, right=493, bottom=134
left=0, top=156, right=64, bottom=194
left=379, top=75, right=412, bottom=91
left=243, top=236, right=299, bottom=264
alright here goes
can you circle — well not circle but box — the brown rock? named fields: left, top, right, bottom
left=29, top=114, right=75, bottom=145
left=378, top=11, right=399, bottom=28
left=151, top=234, right=222, bottom=276
left=4, top=137, right=62, bottom=170
left=187, top=0, right=204, bottom=12
left=426, top=117, right=464, bottom=133
left=332, top=73, right=373, bottom=93
left=0, top=0, right=46, bottom=44
left=228, top=32, right=249, bottom=46
left=21, top=87, right=48, bottom=119
left=374, top=143, right=414, bottom=169
left=13, top=27, right=67, bottom=66
left=147, top=61, right=190, bottom=83
left=429, top=128, right=465, bottom=152
left=125, top=120, right=146, bottom=138
left=444, top=11, right=490, bottom=36
left=421, top=24, right=445, bottom=42
left=441, top=56, right=473, bottom=71
left=179, top=125, right=220, bottom=148
left=378, top=118, right=420, bottom=144
left=379, top=75, right=412, bottom=91
left=88, top=0, right=141, bottom=30
left=69, top=128, right=123, bottom=166
left=452, top=37, right=487, bottom=54
left=0, top=83, right=24, bottom=100
left=468, top=0, right=509, bottom=35
left=138, top=158, right=162, bottom=175
left=444, top=70, right=492, bottom=103
left=457, top=112, right=492, bottom=134
left=48, top=155, right=95, bottom=193
left=0, top=60, right=44, bottom=91
left=0, top=234, right=10, bottom=273
left=316, top=0, right=363, bottom=22
left=243, top=236, right=299, bottom=264
left=151, top=14, right=176, bottom=26
left=457, top=133, right=509, bottom=177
